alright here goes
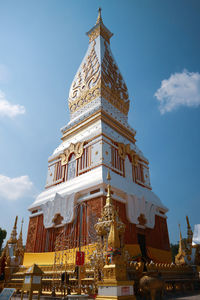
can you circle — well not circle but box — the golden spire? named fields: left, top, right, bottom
left=186, top=215, right=193, bottom=247
left=96, top=7, right=103, bottom=24
left=178, top=224, right=185, bottom=253
left=8, top=216, right=18, bottom=244
left=86, top=8, right=113, bottom=44
left=186, top=215, right=191, bottom=229
left=17, top=218, right=24, bottom=249
left=105, top=170, right=112, bottom=207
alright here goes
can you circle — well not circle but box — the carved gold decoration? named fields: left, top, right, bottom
left=138, top=213, right=147, bottom=227
left=8, top=216, right=18, bottom=244
left=96, top=7, right=102, bottom=25
left=1, top=216, right=25, bottom=281
left=101, top=41, right=129, bottom=115
left=60, top=142, right=84, bottom=166
left=94, top=172, right=127, bottom=284
left=68, top=18, right=130, bottom=116
left=185, top=216, right=193, bottom=260
left=52, top=213, right=64, bottom=226
left=69, top=40, right=101, bottom=113
left=175, top=224, right=186, bottom=265
left=118, top=142, right=139, bottom=165
left=175, top=217, right=200, bottom=266
left=107, top=218, right=121, bottom=250
left=87, top=8, right=113, bottom=44
left=87, top=24, right=112, bottom=44
left=94, top=180, right=125, bottom=239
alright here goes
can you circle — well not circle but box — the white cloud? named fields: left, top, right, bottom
left=155, top=70, right=200, bottom=114
left=0, top=174, right=33, bottom=201
left=0, top=90, right=25, bottom=118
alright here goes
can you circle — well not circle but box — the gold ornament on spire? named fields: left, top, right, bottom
left=186, top=215, right=191, bottom=229
left=186, top=215, right=193, bottom=243
left=179, top=224, right=183, bottom=252
left=185, top=216, right=193, bottom=262
left=94, top=170, right=125, bottom=243
left=68, top=9, right=130, bottom=117
left=107, top=218, right=121, bottom=249
left=8, top=216, right=18, bottom=244
left=87, top=8, right=113, bottom=44
left=96, top=7, right=102, bottom=24
left=17, top=218, right=24, bottom=250
left=94, top=172, right=129, bottom=286
left=105, top=170, right=112, bottom=207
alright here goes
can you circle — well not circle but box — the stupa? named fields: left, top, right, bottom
left=25, top=9, right=171, bottom=264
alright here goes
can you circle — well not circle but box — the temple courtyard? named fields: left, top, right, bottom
left=10, top=291, right=200, bottom=300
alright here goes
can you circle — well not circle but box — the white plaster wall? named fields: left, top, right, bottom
left=91, top=139, right=102, bottom=166
left=102, top=140, right=111, bottom=165
left=46, top=163, right=56, bottom=186
left=124, top=156, right=133, bottom=181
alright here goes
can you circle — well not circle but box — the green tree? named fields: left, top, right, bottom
left=0, top=228, right=7, bottom=254
left=170, top=243, right=179, bottom=262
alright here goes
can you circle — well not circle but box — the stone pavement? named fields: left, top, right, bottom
left=10, top=292, right=200, bottom=300
left=165, top=292, right=200, bottom=300
left=134, top=291, right=200, bottom=300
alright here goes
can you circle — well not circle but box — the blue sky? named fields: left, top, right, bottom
left=0, top=0, right=200, bottom=245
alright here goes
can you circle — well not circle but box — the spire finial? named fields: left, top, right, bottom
left=186, top=215, right=193, bottom=248
left=96, top=7, right=103, bottom=24
left=20, top=218, right=24, bottom=234
left=14, top=215, right=18, bottom=229
left=178, top=223, right=183, bottom=250
left=179, top=223, right=182, bottom=236
left=106, top=170, right=112, bottom=206
left=186, top=215, right=191, bottom=229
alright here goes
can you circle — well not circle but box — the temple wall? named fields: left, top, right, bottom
left=26, top=196, right=171, bottom=263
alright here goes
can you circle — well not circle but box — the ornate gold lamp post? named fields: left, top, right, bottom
left=95, top=171, right=136, bottom=300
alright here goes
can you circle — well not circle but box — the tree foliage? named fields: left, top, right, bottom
left=170, top=243, right=179, bottom=262
left=0, top=228, right=7, bottom=253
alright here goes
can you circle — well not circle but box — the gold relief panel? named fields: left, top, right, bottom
left=60, top=142, right=84, bottom=166
left=87, top=24, right=112, bottom=44
left=69, top=82, right=101, bottom=113
left=118, top=142, right=139, bottom=166
left=68, top=39, right=130, bottom=116
left=101, top=41, right=129, bottom=114
left=69, top=40, right=101, bottom=113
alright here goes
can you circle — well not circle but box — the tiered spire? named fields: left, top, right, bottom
left=17, top=218, right=24, bottom=250
left=178, top=224, right=184, bottom=253
left=87, top=7, right=113, bottom=43
left=68, top=8, right=130, bottom=118
left=94, top=171, right=125, bottom=245
left=186, top=215, right=193, bottom=245
left=96, top=7, right=103, bottom=24
left=8, top=216, right=18, bottom=244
